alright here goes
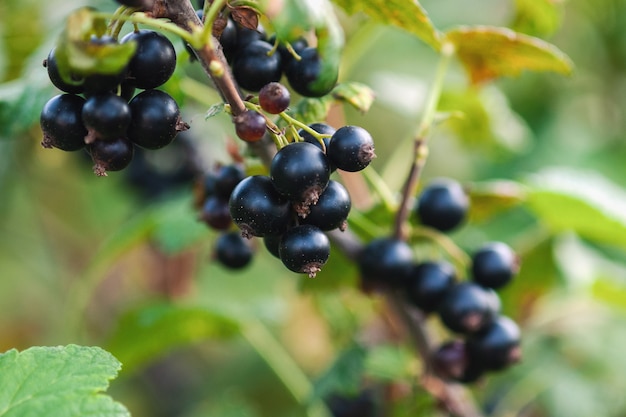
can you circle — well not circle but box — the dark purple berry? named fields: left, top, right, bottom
left=199, top=196, right=232, bottom=230
left=328, top=126, right=375, bottom=172
left=298, top=122, right=335, bottom=153
left=471, top=242, right=519, bottom=290
left=302, top=180, right=351, bottom=231
left=214, top=231, right=254, bottom=269
left=81, top=36, right=127, bottom=95
left=232, top=40, right=282, bottom=92
left=234, top=22, right=267, bottom=50
left=263, top=234, right=282, bottom=258
left=432, top=340, right=484, bottom=383
left=278, top=224, right=330, bottom=278
left=128, top=89, right=188, bottom=149
left=270, top=142, right=331, bottom=216
left=40, top=94, right=87, bottom=151
left=466, top=315, right=522, bottom=371
left=274, top=36, right=308, bottom=71
left=82, top=92, right=131, bottom=142
left=229, top=175, right=293, bottom=238
left=88, top=137, right=134, bottom=176
left=285, top=47, right=337, bottom=97
left=438, top=282, right=500, bottom=335
left=44, top=48, right=83, bottom=94
left=121, top=30, right=176, bottom=89
left=357, top=237, right=413, bottom=288
left=234, top=110, right=266, bottom=142
left=259, top=82, right=290, bottom=114
left=219, top=16, right=238, bottom=63
left=405, top=261, right=456, bottom=313
left=214, top=164, right=246, bottom=199
left=416, top=178, right=469, bottom=232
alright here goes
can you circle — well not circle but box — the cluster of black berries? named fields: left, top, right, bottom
left=358, top=178, right=522, bottom=383
left=39, top=30, right=189, bottom=176
left=227, top=124, right=374, bottom=277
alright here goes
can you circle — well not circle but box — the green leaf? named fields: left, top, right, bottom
left=205, top=102, right=225, bottom=119
left=332, top=0, right=441, bottom=50
left=468, top=180, right=527, bottom=223
left=151, top=197, right=209, bottom=254
left=0, top=345, right=129, bottom=417
left=511, top=0, right=564, bottom=37
left=310, top=343, right=367, bottom=403
left=444, top=26, right=573, bottom=84
left=525, top=168, right=626, bottom=248
left=107, top=303, right=240, bottom=374
left=332, top=82, right=375, bottom=114
left=289, top=96, right=333, bottom=125
left=364, top=344, right=418, bottom=382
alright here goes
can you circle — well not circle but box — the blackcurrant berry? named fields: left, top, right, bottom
left=44, top=48, right=84, bottom=94
left=274, top=36, right=308, bottom=72
left=232, top=40, right=282, bottom=92
left=328, top=126, right=376, bottom=172
left=234, top=22, right=267, bottom=50
left=88, top=137, right=134, bottom=176
left=40, top=94, right=87, bottom=151
left=214, top=164, right=246, bottom=200
left=278, top=224, right=330, bottom=278
left=438, top=282, right=500, bottom=335
left=121, top=30, right=177, bottom=89
left=302, top=180, right=351, bottom=231
left=234, top=110, right=266, bottom=142
left=415, top=178, right=469, bottom=232
left=298, top=122, right=335, bottom=153
left=219, top=16, right=238, bottom=63
left=285, top=47, right=337, bottom=97
left=405, top=261, right=456, bottom=313
left=471, top=242, right=519, bottom=290
left=128, top=89, right=188, bottom=149
left=270, top=141, right=331, bottom=216
left=466, top=315, right=522, bottom=371
left=82, top=93, right=132, bottom=142
left=259, top=82, right=290, bottom=114
left=214, top=231, right=254, bottom=269
left=229, top=175, right=293, bottom=238
left=326, top=389, right=378, bottom=417
left=199, top=196, right=233, bottom=230
left=357, top=237, right=413, bottom=287
left=263, top=234, right=282, bottom=259
left=432, top=340, right=484, bottom=383
left=81, top=36, right=127, bottom=95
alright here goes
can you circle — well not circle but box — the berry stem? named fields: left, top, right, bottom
left=361, top=166, right=398, bottom=214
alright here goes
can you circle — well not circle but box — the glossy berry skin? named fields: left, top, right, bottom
left=302, top=180, right=351, bottom=231
left=471, top=242, right=519, bottom=289
left=466, top=315, right=521, bottom=371
left=275, top=36, right=308, bottom=71
left=214, top=231, right=254, bottom=269
left=405, top=261, right=456, bottom=313
left=88, top=137, right=134, bottom=176
left=416, top=178, right=469, bottom=232
left=199, top=196, right=232, bottom=231
left=232, top=40, right=282, bottom=92
left=45, top=48, right=83, bottom=94
left=263, top=234, right=282, bottom=258
left=278, top=224, right=330, bottom=278
left=234, top=22, right=267, bottom=51
left=128, top=90, right=184, bottom=149
left=229, top=175, right=293, bottom=238
left=121, top=30, right=176, bottom=89
left=357, top=237, right=414, bottom=287
left=214, top=164, right=246, bottom=199
left=438, top=282, right=501, bottom=335
left=298, top=123, right=335, bottom=152
left=285, top=47, right=337, bottom=97
left=259, top=82, right=290, bottom=114
left=234, top=110, right=266, bottom=142
left=82, top=93, right=131, bottom=141
left=432, top=340, right=484, bottom=383
left=328, top=126, right=376, bottom=172
left=270, top=142, right=331, bottom=215
left=219, top=17, right=238, bottom=63
left=40, top=94, right=87, bottom=151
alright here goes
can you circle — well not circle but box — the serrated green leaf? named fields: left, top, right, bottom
left=107, top=303, right=240, bottom=374
left=310, top=344, right=367, bottom=403
left=512, top=0, right=564, bottom=37
left=332, top=82, right=375, bottom=114
left=525, top=168, right=626, bottom=248
left=0, top=345, right=129, bottom=417
left=444, top=26, right=573, bottom=84
left=333, top=0, right=441, bottom=50
left=205, top=102, right=226, bottom=119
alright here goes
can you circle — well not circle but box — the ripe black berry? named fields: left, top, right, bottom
left=416, top=178, right=469, bottom=232
left=270, top=141, right=331, bottom=216
left=214, top=231, right=254, bottom=269
left=229, top=175, right=293, bottom=238
left=234, top=22, right=267, bottom=50
left=44, top=48, right=83, bottom=94
left=40, top=94, right=87, bottom=151
left=121, top=30, right=177, bottom=89
left=232, top=40, right=282, bottom=92
left=259, top=82, right=290, bottom=114
left=328, top=126, right=375, bottom=172
left=326, top=389, right=378, bottom=417
left=471, top=242, right=519, bottom=289
left=88, top=137, right=134, bottom=176
left=82, top=93, right=132, bottom=142
left=298, top=123, right=335, bottom=153
left=199, top=196, right=232, bottom=230
left=81, top=36, right=127, bottom=95
left=285, top=47, right=337, bottom=97
left=432, top=340, right=484, bottom=383
left=405, top=261, right=456, bottom=313
left=214, top=164, right=246, bottom=200
left=357, top=237, right=413, bottom=287
left=128, top=89, right=187, bottom=149
left=219, top=17, right=238, bottom=63
left=234, top=110, right=266, bottom=142
left=302, top=180, right=351, bottom=231
left=438, top=282, right=501, bottom=335
left=275, top=37, right=308, bottom=72
left=263, top=234, right=282, bottom=258
left=278, top=224, right=330, bottom=278
left=466, top=315, right=521, bottom=371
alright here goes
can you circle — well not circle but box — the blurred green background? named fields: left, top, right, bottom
left=2, top=0, right=626, bottom=416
